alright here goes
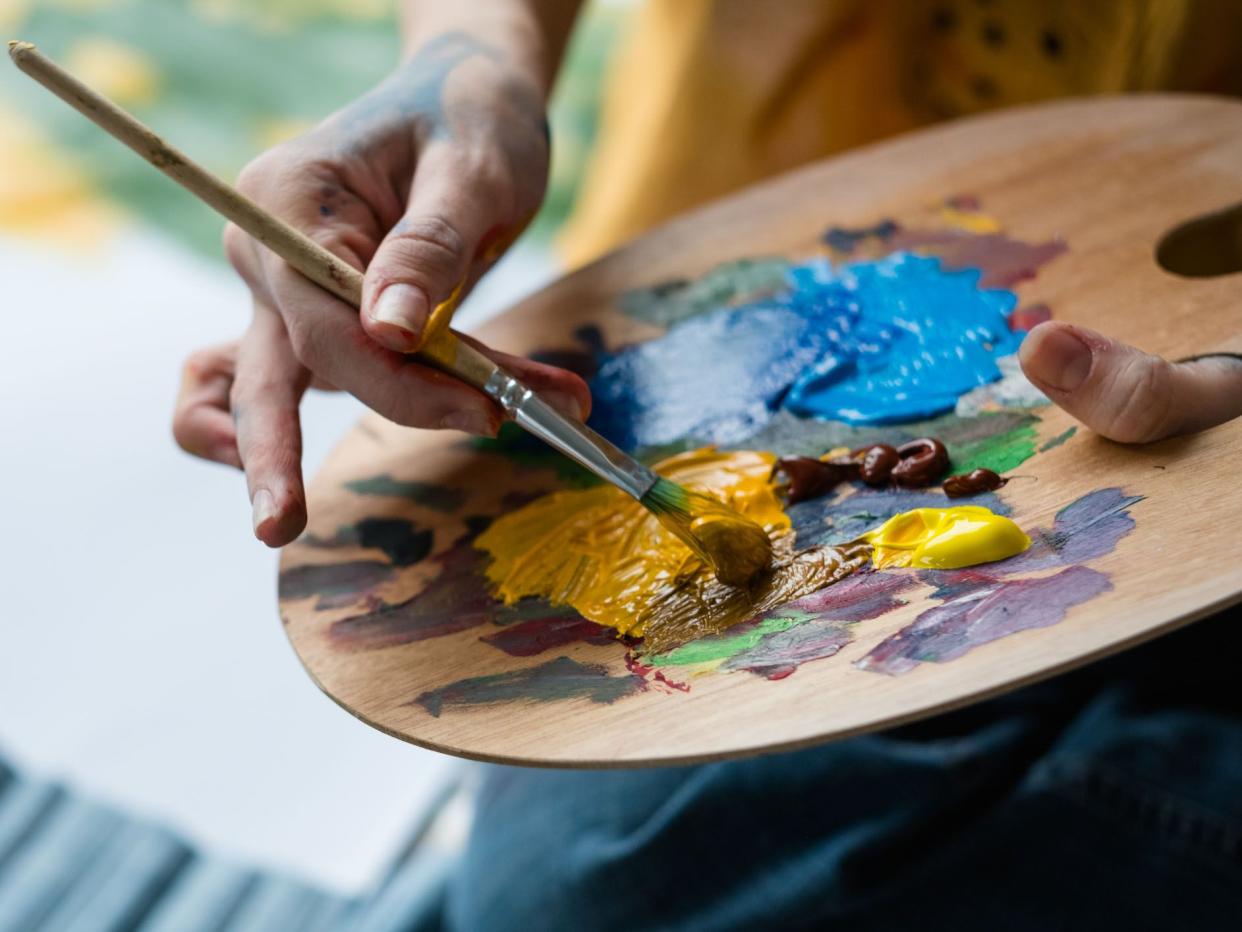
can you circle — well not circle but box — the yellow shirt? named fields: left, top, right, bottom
left=562, top=0, right=1242, bottom=266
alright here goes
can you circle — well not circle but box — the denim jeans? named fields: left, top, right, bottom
left=445, top=602, right=1242, bottom=930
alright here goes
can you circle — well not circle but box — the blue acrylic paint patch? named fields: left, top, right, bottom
left=588, top=252, right=1022, bottom=450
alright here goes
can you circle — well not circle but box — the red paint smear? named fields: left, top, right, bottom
left=1008, top=303, right=1052, bottom=332
left=481, top=615, right=617, bottom=657
left=625, top=653, right=691, bottom=693
left=774, top=570, right=919, bottom=622
left=945, top=194, right=982, bottom=211
left=887, top=229, right=1067, bottom=289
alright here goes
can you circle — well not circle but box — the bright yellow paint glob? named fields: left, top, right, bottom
left=863, top=506, right=1030, bottom=570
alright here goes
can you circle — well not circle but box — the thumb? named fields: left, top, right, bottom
left=1019, top=321, right=1242, bottom=443
left=361, top=166, right=507, bottom=353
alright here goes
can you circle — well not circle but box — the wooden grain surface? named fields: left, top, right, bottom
left=278, top=96, right=1242, bottom=767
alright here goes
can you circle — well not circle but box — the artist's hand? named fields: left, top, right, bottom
left=175, top=27, right=588, bottom=547
left=1020, top=321, right=1242, bottom=442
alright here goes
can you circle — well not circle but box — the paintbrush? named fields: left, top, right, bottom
left=8, top=40, right=772, bottom=586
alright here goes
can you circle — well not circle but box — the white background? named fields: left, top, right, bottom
left=0, top=228, right=555, bottom=893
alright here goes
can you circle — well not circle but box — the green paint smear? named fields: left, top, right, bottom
left=345, top=475, right=466, bottom=513
left=619, top=257, right=791, bottom=328
left=647, top=608, right=816, bottom=668
left=741, top=409, right=1042, bottom=475
left=415, top=656, right=643, bottom=717
left=1039, top=426, right=1077, bottom=453
left=951, top=417, right=1040, bottom=474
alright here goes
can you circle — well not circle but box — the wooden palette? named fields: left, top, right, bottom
left=279, top=97, right=1242, bottom=767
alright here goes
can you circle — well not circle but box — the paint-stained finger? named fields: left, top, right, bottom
left=173, top=341, right=243, bottom=468
left=1020, top=322, right=1242, bottom=443
left=231, top=308, right=313, bottom=547
left=360, top=145, right=523, bottom=352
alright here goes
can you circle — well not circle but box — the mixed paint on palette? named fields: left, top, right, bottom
left=280, top=199, right=1142, bottom=716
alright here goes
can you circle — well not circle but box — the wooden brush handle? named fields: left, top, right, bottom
left=7, top=40, right=499, bottom=391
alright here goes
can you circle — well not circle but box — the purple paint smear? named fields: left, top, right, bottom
left=279, top=560, right=396, bottom=611
left=718, top=572, right=918, bottom=680
left=480, top=615, right=618, bottom=657
left=857, top=566, right=1112, bottom=676
left=414, top=656, right=646, bottom=717
left=887, top=229, right=1067, bottom=289
left=918, top=487, right=1142, bottom=594
left=330, top=532, right=545, bottom=650
left=780, top=570, right=919, bottom=621
left=820, top=218, right=1066, bottom=289
left=723, top=620, right=854, bottom=680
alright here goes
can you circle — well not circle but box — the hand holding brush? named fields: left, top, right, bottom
left=8, top=40, right=772, bottom=586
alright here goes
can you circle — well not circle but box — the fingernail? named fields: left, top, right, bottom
left=542, top=391, right=584, bottom=421
left=252, top=488, right=277, bottom=534
left=1030, top=326, right=1093, bottom=392
left=440, top=410, right=497, bottom=437
left=371, top=283, right=429, bottom=336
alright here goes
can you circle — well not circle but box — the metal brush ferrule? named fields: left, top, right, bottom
left=482, top=368, right=657, bottom=500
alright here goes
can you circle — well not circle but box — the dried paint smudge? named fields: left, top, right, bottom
left=480, top=615, right=619, bottom=657
left=345, top=474, right=466, bottom=513
left=278, top=560, right=396, bottom=611
left=328, top=529, right=557, bottom=650
left=819, top=211, right=1066, bottom=289
left=888, top=229, right=1067, bottom=289
left=1039, top=426, right=1077, bottom=453
left=856, top=565, right=1112, bottom=676
left=304, top=517, right=433, bottom=567
left=619, top=257, right=790, bottom=328
left=414, top=656, right=646, bottom=717
left=1005, top=487, right=1142, bottom=571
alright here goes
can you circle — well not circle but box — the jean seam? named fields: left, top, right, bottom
left=1038, top=756, right=1242, bottom=867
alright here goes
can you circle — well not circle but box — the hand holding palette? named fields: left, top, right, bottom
left=280, top=97, right=1242, bottom=766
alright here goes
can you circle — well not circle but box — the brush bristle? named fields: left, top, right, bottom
left=640, top=478, right=772, bottom=587
left=640, top=476, right=693, bottom=516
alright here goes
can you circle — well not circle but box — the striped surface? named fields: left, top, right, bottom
left=0, top=757, right=452, bottom=932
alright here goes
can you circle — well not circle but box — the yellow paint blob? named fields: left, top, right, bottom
left=476, top=448, right=870, bottom=653
left=938, top=205, right=1003, bottom=234
left=862, top=506, right=1030, bottom=570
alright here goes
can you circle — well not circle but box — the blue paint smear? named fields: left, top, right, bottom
left=589, top=252, right=1021, bottom=450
